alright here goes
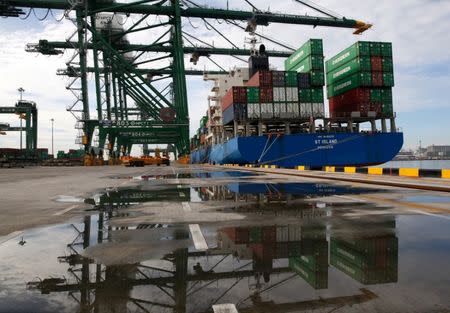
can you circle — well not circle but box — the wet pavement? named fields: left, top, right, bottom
left=0, top=165, right=449, bottom=313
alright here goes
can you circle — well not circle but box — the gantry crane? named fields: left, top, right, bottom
left=0, top=0, right=371, bottom=164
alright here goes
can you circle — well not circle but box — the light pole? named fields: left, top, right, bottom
left=18, top=87, right=25, bottom=150
left=50, top=118, right=54, bottom=157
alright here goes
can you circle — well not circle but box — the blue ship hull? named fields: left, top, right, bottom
left=190, top=132, right=403, bottom=168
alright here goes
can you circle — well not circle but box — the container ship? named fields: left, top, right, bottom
left=190, top=39, right=403, bottom=168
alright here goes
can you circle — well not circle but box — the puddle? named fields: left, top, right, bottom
left=401, top=195, right=450, bottom=203
left=1, top=212, right=449, bottom=313
left=109, top=171, right=259, bottom=180
left=2, top=174, right=450, bottom=313
left=82, top=182, right=380, bottom=212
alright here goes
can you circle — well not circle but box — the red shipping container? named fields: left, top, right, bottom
left=371, top=56, right=383, bottom=72
left=222, top=86, right=247, bottom=111
left=275, top=242, right=289, bottom=259
left=221, top=227, right=249, bottom=244
left=247, top=71, right=273, bottom=87
left=370, top=102, right=382, bottom=117
left=221, top=227, right=236, bottom=242
left=262, top=226, right=276, bottom=243
left=251, top=243, right=275, bottom=261
left=372, top=72, right=383, bottom=87
left=259, top=87, right=273, bottom=103
left=235, top=228, right=250, bottom=244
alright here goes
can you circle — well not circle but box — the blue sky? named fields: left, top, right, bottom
left=0, top=0, right=449, bottom=153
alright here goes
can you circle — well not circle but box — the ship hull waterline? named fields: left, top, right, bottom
left=190, top=132, right=404, bottom=168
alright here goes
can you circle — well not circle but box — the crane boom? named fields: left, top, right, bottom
left=5, top=0, right=371, bottom=33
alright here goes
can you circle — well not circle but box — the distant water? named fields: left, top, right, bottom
left=374, top=160, right=450, bottom=170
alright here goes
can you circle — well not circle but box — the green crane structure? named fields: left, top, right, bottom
left=1, top=0, right=371, bottom=162
left=0, top=100, right=38, bottom=152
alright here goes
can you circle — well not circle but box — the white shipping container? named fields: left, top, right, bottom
left=276, top=226, right=289, bottom=242
left=261, top=103, right=274, bottom=119
left=300, top=103, right=313, bottom=118
left=273, top=87, right=286, bottom=102
left=288, top=225, right=302, bottom=241
left=247, top=103, right=261, bottom=119
left=273, top=103, right=286, bottom=118
left=312, top=103, right=325, bottom=118
left=286, top=87, right=299, bottom=102
left=286, top=103, right=300, bottom=117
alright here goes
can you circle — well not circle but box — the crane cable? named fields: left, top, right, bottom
left=292, top=0, right=344, bottom=19
left=50, top=9, right=65, bottom=22
left=183, top=0, right=295, bottom=51
left=19, top=8, right=32, bottom=20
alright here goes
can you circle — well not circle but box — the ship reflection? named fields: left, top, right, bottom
left=27, top=213, right=398, bottom=313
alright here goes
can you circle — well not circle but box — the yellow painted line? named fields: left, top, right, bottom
left=399, top=168, right=419, bottom=178
left=344, top=167, right=356, bottom=174
left=297, top=166, right=305, bottom=171
left=368, top=167, right=383, bottom=175
left=442, top=169, right=450, bottom=179
left=325, top=166, right=335, bottom=172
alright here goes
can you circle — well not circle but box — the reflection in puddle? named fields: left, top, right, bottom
left=0, top=211, right=403, bottom=313
left=86, top=182, right=379, bottom=211
left=109, top=171, right=259, bottom=180
left=2, top=177, right=449, bottom=313
left=401, top=195, right=450, bottom=204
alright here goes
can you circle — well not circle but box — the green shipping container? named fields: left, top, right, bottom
left=326, top=41, right=371, bottom=73
left=370, top=42, right=382, bottom=56
left=285, top=39, right=323, bottom=71
left=370, top=89, right=382, bottom=102
left=330, top=254, right=398, bottom=285
left=291, top=254, right=328, bottom=272
left=299, top=89, right=312, bottom=102
left=247, top=87, right=260, bottom=103
left=327, top=72, right=372, bottom=98
left=381, top=88, right=393, bottom=105
left=249, top=227, right=262, bottom=243
left=383, top=73, right=395, bottom=87
left=311, top=88, right=324, bottom=103
left=326, top=56, right=372, bottom=85
left=381, top=42, right=393, bottom=57
left=310, top=71, right=325, bottom=86
left=291, top=55, right=324, bottom=73
left=289, top=257, right=328, bottom=289
left=382, top=57, right=394, bottom=72
left=382, top=103, right=394, bottom=117
left=285, top=71, right=298, bottom=87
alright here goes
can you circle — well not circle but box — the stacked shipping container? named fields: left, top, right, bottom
left=330, top=235, right=398, bottom=284
left=326, top=41, right=395, bottom=118
left=285, top=39, right=325, bottom=119
left=222, top=70, right=326, bottom=125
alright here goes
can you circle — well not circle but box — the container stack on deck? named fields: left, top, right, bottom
left=190, top=115, right=208, bottom=149
left=285, top=39, right=325, bottom=119
left=221, top=39, right=326, bottom=126
left=326, top=41, right=394, bottom=119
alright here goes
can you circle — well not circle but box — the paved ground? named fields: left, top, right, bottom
left=0, top=165, right=449, bottom=313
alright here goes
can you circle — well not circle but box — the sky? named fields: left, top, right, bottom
left=0, top=0, right=449, bottom=154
